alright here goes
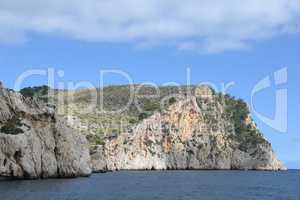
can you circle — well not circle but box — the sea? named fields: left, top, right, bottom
left=0, top=170, right=299, bottom=200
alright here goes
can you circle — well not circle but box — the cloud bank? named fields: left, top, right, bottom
left=1, top=0, right=300, bottom=52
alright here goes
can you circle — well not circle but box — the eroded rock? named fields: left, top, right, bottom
left=91, top=96, right=286, bottom=171
left=0, top=85, right=91, bottom=179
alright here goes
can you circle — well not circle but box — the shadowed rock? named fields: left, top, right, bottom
left=0, top=84, right=92, bottom=179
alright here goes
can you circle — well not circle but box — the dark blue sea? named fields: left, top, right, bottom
left=0, top=170, right=299, bottom=200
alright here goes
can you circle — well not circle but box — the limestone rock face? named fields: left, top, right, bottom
left=91, top=95, right=286, bottom=171
left=0, top=85, right=91, bottom=179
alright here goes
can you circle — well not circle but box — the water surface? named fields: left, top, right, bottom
left=0, top=170, right=299, bottom=200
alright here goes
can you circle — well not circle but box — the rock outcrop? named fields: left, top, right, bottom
left=0, top=83, right=92, bottom=179
left=90, top=88, right=286, bottom=171
left=0, top=82, right=286, bottom=179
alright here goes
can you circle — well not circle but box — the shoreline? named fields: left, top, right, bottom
left=0, top=168, right=290, bottom=181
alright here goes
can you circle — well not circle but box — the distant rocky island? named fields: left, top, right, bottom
left=0, top=82, right=286, bottom=179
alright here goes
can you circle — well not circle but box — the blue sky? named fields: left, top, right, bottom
left=0, top=0, right=300, bottom=168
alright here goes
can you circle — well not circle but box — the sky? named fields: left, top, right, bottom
left=0, top=0, right=300, bottom=169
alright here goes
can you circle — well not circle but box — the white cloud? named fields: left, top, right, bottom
left=0, top=0, right=300, bottom=52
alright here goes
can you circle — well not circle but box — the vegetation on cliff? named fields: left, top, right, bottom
left=20, top=84, right=267, bottom=150
left=0, top=114, right=24, bottom=135
left=222, top=94, right=266, bottom=150
left=20, top=86, right=50, bottom=102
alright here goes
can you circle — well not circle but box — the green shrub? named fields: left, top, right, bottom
left=86, top=134, right=105, bottom=145
left=168, top=97, right=177, bottom=105
left=95, top=138, right=105, bottom=145
left=0, top=115, right=24, bottom=135
left=20, top=86, right=50, bottom=102
left=20, top=86, right=49, bottom=97
left=222, top=95, right=265, bottom=149
left=144, top=100, right=160, bottom=112
left=129, top=118, right=139, bottom=124
left=138, top=112, right=151, bottom=121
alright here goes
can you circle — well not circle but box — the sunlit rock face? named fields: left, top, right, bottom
left=91, top=87, right=286, bottom=171
left=0, top=84, right=92, bottom=179
left=0, top=82, right=285, bottom=179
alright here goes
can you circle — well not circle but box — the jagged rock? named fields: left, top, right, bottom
left=0, top=83, right=285, bottom=179
left=91, top=95, right=286, bottom=171
left=0, top=85, right=92, bottom=179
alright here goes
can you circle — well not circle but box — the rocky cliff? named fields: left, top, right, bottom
left=1, top=83, right=286, bottom=179
left=90, top=87, right=286, bottom=171
left=0, top=83, right=92, bottom=179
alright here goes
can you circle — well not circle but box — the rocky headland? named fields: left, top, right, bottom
left=90, top=87, right=285, bottom=171
left=0, top=83, right=286, bottom=179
